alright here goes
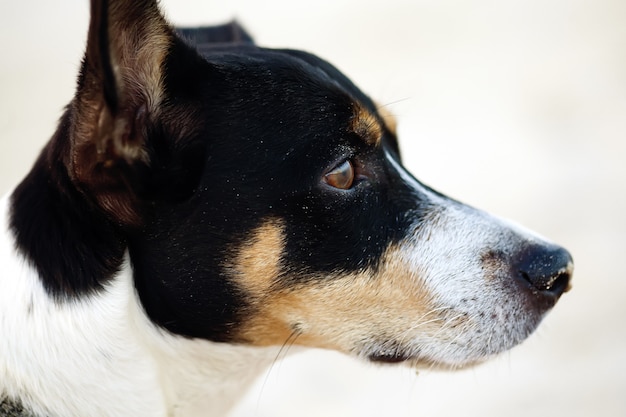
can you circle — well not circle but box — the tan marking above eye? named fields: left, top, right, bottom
left=351, top=104, right=383, bottom=146
left=324, top=160, right=355, bottom=189
left=376, top=103, right=398, bottom=137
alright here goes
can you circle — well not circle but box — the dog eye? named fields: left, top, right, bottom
left=324, top=160, right=355, bottom=190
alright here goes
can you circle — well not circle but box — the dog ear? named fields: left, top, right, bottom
left=67, top=0, right=175, bottom=225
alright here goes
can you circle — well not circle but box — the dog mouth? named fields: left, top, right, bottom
left=366, top=348, right=486, bottom=370
left=367, top=350, right=412, bottom=364
left=361, top=339, right=414, bottom=364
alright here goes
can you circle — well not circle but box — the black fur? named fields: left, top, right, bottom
left=10, top=22, right=431, bottom=340
left=0, top=397, right=43, bottom=417
left=131, top=43, right=424, bottom=340
left=3, top=4, right=574, bottom=417
left=10, top=114, right=126, bottom=299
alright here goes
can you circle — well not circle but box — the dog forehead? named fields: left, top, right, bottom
left=195, top=47, right=374, bottom=116
left=165, top=42, right=395, bottom=156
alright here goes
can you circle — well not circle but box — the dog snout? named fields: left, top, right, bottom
left=515, top=243, right=573, bottom=303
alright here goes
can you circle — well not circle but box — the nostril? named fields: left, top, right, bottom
left=517, top=245, right=573, bottom=298
left=519, top=267, right=571, bottom=295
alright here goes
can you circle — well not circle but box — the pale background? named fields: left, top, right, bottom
left=1, top=0, right=624, bottom=416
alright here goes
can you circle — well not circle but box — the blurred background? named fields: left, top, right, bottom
left=1, top=0, right=624, bottom=416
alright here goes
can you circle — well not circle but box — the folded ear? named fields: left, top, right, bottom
left=68, top=0, right=175, bottom=225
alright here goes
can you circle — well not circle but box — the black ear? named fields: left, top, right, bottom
left=67, top=0, right=176, bottom=225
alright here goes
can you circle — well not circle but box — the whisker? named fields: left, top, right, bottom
left=254, top=329, right=302, bottom=414
left=427, top=313, right=484, bottom=371
left=396, top=306, right=458, bottom=346
left=376, top=97, right=411, bottom=109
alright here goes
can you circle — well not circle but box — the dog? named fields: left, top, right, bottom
left=0, top=0, right=573, bottom=416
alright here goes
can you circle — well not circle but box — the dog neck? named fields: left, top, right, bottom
left=0, top=192, right=283, bottom=417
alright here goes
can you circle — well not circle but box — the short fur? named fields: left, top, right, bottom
left=0, top=1, right=573, bottom=416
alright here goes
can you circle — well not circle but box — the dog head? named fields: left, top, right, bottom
left=16, top=0, right=572, bottom=369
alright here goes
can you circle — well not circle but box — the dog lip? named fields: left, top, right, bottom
left=367, top=351, right=411, bottom=364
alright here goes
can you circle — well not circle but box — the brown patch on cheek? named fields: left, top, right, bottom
left=350, top=104, right=383, bottom=146
left=227, top=219, right=298, bottom=345
left=237, top=244, right=440, bottom=354
left=231, top=219, right=285, bottom=297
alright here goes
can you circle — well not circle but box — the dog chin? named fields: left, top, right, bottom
left=362, top=325, right=537, bottom=370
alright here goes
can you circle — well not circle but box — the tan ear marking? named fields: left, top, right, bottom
left=68, top=0, right=175, bottom=225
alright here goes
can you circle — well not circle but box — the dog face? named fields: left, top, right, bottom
left=11, top=0, right=572, bottom=369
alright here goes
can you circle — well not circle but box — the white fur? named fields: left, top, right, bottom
left=0, top=152, right=566, bottom=413
left=385, top=153, right=554, bottom=367
left=0, top=192, right=282, bottom=417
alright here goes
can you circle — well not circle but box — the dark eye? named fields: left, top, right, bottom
left=324, top=160, right=355, bottom=190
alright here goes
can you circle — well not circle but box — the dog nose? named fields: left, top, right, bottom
left=516, top=243, right=573, bottom=299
